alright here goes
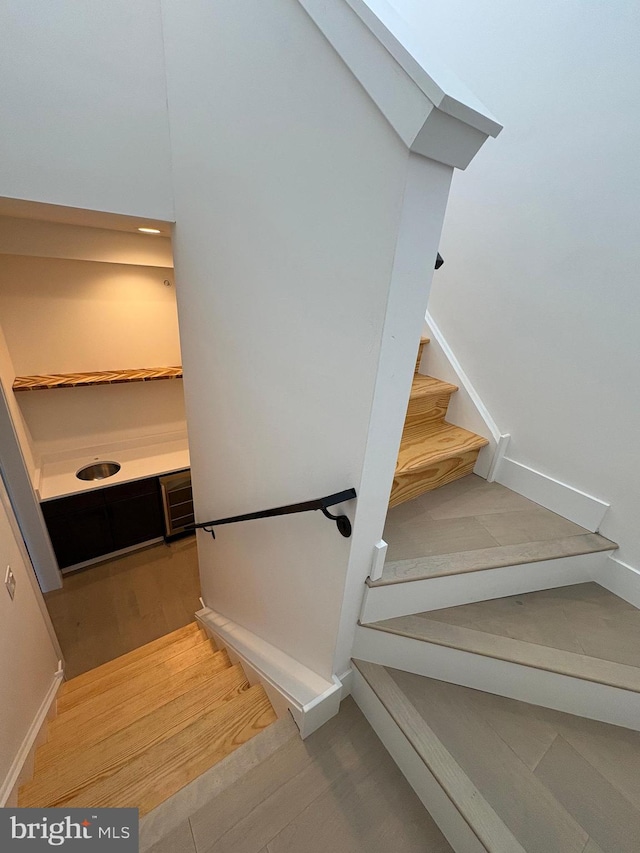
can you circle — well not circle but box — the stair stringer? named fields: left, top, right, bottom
left=422, top=311, right=507, bottom=480
left=196, top=606, right=343, bottom=739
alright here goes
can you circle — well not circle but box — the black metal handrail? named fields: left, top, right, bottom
left=185, top=487, right=357, bottom=539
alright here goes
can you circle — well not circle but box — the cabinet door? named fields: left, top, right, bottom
left=42, top=504, right=113, bottom=569
left=107, top=490, right=164, bottom=551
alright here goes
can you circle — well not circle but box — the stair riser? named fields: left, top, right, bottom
left=361, top=552, right=612, bottom=623
left=353, top=626, right=640, bottom=732
left=404, top=392, right=453, bottom=427
left=351, top=668, right=490, bottom=853
left=390, top=451, right=479, bottom=508
left=415, top=341, right=429, bottom=373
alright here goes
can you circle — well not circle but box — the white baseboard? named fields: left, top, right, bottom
left=196, top=607, right=342, bottom=739
left=596, top=555, right=640, bottom=609
left=351, top=666, right=488, bottom=853
left=495, top=457, right=609, bottom=532
left=360, top=550, right=613, bottom=623
left=0, top=670, right=63, bottom=807
left=353, top=626, right=640, bottom=732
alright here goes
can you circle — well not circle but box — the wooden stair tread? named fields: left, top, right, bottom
left=58, top=632, right=215, bottom=713
left=41, top=650, right=241, bottom=760
left=21, top=664, right=250, bottom=805
left=363, top=583, right=640, bottom=693
left=355, top=661, right=636, bottom=853
left=59, top=622, right=206, bottom=698
left=369, top=534, right=617, bottom=587
left=353, top=660, right=525, bottom=852
left=396, top=422, right=489, bottom=475
left=27, top=684, right=276, bottom=815
left=409, top=374, right=457, bottom=400
left=54, top=643, right=230, bottom=728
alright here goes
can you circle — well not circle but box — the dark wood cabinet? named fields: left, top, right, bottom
left=41, top=476, right=164, bottom=569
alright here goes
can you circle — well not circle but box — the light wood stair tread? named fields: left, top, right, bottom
left=59, top=622, right=206, bottom=698
left=54, top=643, right=230, bottom=728
left=21, top=664, right=250, bottom=806
left=356, top=661, right=640, bottom=853
left=396, top=423, right=489, bottom=475
left=57, top=631, right=214, bottom=713
left=363, top=583, right=640, bottom=693
left=353, top=660, right=526, bottom=853
left=409, top=374, right=458, bottom=399
left=28, top=684, right=276, bottom=815
left=369, top=534, right=617, bottom=587
left=41, top=650, right=241, bottom=760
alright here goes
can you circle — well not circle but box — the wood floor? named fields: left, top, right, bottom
left=425, top=582, right=640, bottom=666
left=365, top=583, right=640, bottom=693
left=383, top=474, right=592, bottom=563
left=360, top=662, right=640, bottom=853
left=45, top=536, right=201, bottom=678
left=145, top=697, right=454, bottom=853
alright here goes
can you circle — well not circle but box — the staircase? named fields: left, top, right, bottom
left=352, top=349, right=638, bottom=851
left=19, top=622, right=277, bottom=814
left=390, top=337, right=489, bottom=507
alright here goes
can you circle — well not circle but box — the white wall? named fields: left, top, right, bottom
left=0, top=253, right=185, bottom=459
left=391, top=0, right=640, bottom=567
left=0, top=255, right=180, bottom=375
left=0, top=326, right=38, bottom=481
left=18, top=382, right=187, bottom=459
left=0, top=474, right=60, bottom=799
left=0, top=0, right=173, bottom=220
left=162, top=0, right=413, bottom=681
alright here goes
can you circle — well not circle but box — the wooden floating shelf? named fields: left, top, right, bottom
left=13, top=366, right=183, bottom=392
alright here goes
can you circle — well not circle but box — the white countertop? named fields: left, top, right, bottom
left=37, top=437, right=190, bottom=501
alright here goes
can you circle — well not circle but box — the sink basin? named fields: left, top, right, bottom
left=76, top=461, right=121, bottom=481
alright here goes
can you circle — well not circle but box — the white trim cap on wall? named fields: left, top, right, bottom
left=297, top=0, right=502, bottom=169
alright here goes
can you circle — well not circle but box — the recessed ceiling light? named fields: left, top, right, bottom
left=138, top=227, right=161, bottom=234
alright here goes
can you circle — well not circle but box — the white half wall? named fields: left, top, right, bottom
left=0, top=0, right=173, bottom=220
left=0, top=474, right=61, bottom=802
left=162, top=0, right=412, bottom=682
left=392, top=0, right=640, bottom=568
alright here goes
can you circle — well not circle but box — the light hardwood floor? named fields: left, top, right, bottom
left=383, top=473, right=597, bottom=562
left=45, top=536, right=201, bottom=678
left=146, top=698, right=454, bottom=853
left=424, top=582, right=640, bottom=664
left=385, top=666, right=640, bottom=853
